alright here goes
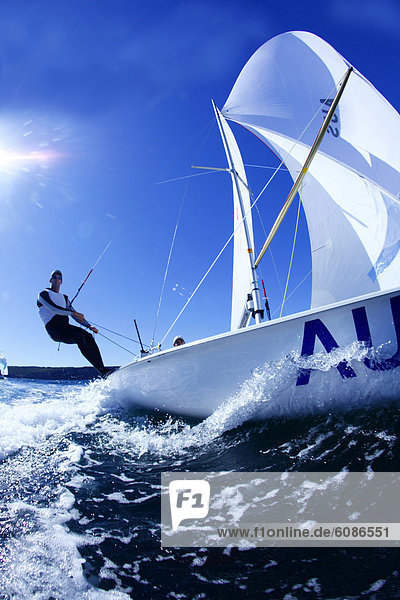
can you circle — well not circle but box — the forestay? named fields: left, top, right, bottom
left=222, top=31, right=400, bottom=308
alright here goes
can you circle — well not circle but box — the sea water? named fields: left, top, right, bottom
left=0, top=348, right=400, bottom=599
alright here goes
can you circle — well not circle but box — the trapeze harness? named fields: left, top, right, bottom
left=37, top=288, right=106, bottom=376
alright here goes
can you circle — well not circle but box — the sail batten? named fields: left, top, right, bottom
left=222, top=31, right=400, bottom=309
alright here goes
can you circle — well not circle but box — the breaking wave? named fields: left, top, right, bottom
left=1, top=340, right=399, bottom=464
left=86, top=341, right=400, bottom=457
left=0, top=340, right=399, bottom=599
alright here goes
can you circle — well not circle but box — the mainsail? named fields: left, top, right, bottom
left=222, top=31, right=400, bottom=308
left=213, top=105, right=257, bottom=330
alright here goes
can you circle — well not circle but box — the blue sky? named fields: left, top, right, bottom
left=1, top=0, right=399, bottom=367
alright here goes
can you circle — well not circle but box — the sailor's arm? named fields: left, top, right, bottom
left=71, top=312, right=94, bottom=329
left=68, top=299, right=98, bottom=333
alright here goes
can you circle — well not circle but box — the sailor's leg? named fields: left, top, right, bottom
left=75, top=328, right=105, bottom=374
left=62, top=325, right=105, bottom=373
left=46, top=321, right=105, bottom=374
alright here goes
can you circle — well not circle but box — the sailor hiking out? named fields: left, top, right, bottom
left=37, top=269, right=111, bottom=378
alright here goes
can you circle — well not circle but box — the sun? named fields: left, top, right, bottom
left=0, top=115, right=70, bottom=182
left=0, top=148, right=61, bottom=174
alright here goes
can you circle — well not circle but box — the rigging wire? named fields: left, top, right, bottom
left=160, top=117, right=216, bottom=176
left=151, top=117, right=216, bottom=348
left=160, top=229, right=236, bottom=345
left=159, top=159, right=292, bottom=344
left=160, top=76, right=344, bottom=342
left=155, top=163, right=288, bottom=186
left=159, top=155, right=294, bottom=344
left=249, top=74, right=345, bottom=211
left=245, top=163, right=289, bottom=171
left=279, top=188, right=302, bottom=317
left=67, top=119, right=221, bottom=359
left=154, top=170, right=221, bottom=186
left=254, top=202, right=283, bottom=297
left=90, top=321, right=147, bottom=347
left=118, top=117, right=217, bottom=271
left=272, top=269, right=312, bottom=317
left=96, top=331, right=137, bottom=356
left=151, top=191, right=187, bottom=349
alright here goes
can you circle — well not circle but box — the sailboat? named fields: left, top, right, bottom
left=0, top=352, right=7, bottom=379
left=108, top=31, right=400, bottom=419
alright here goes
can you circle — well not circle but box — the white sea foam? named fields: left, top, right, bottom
left=0, top=422, right=132, bottom=600
left=90, top=342, right=400, bottom=457
left=1, top=344, right=393, bottom=598
left=0, top=341, right=390, bottom=467
left=0, top=376, right=140, bottom=597
left=0, top=339, right=397, bottom=464
left=0, top=379, right=110, bottom=460
left=87, top=353, right=299, bottom=457
left=0, top=497, right=130, bottom=600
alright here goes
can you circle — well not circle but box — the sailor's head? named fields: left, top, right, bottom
left=50, top=269, right=63, bottom=284
left=173, top=335, right=185, bottom=347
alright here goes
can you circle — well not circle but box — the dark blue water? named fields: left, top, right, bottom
left=0, top=374, right=399, bottom=599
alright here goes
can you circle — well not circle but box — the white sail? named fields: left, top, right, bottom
left=0, top=352, right=7, bottom=376
left=110, top=32, right=400, bottom=421
left=222, top=31, right=400, bottom=308
left=214, top=105, right=256, bottom=329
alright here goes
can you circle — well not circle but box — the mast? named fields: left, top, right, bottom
left=254, top=66, right=353, bottom=268
left=213, top=100, right=263, bottom=325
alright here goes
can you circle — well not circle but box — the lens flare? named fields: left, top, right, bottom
left=0, top=149, right=62, bottom=173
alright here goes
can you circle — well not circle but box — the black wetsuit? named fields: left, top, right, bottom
left=37, top=289, right=107, bottom=377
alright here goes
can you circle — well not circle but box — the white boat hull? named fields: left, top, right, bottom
left=108, top=288, right=400, bottom=419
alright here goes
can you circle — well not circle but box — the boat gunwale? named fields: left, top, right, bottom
left=117, top=284, right=400, bottom=372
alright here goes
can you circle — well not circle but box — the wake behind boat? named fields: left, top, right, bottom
left=108, top=31, right=400, bottom=418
